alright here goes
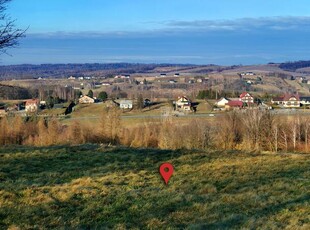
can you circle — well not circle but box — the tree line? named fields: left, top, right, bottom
left=196, top=89, right=242, bottom=100
left=1, top=109, right=310, bottom=153
left=279, top=60, right=310, bottom=71
left=0, top=84, right=32, bottom=100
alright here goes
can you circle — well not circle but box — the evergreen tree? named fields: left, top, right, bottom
left=98, top=91, right=108, bottom=101
left=46, top=96, right=54, bottom=109
left=87, top=90, right=94, bottom=98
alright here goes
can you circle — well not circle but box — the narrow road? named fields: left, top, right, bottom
left=67, top=113, right=221, bottom=120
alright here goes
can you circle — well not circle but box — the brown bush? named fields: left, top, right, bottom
left=2, top=110, right=310, bottom=154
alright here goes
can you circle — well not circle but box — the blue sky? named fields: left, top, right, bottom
left=2, top=0, right=310, bottom=65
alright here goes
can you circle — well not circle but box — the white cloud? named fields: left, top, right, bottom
left=164, top=16, right=310, bottom=31
left=25, top=16, right=310, bottom=39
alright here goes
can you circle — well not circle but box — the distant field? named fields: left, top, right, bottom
left=0, top=145, right=309, bottom=229
left=284, top=79, right=310, bottom=95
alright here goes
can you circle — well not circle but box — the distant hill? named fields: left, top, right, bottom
left=0, top=63, right=194, bottom=79
left=279, top=60, right=310, bottom=71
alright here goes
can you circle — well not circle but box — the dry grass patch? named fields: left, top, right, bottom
left=0, top=146, right=309, bottom=229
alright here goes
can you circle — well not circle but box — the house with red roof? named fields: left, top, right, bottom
left=25, top=99, right=40, bottom=113
left=175, top=96, right=192, bottom=111
left=225, top=100, right=244, bottom=110
left=239, top=92, right=254, bottom=104
left=271, top=94, right=300, bottom=107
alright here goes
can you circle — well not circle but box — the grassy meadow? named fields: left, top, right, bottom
left=0, top=145, right=309, bottom=229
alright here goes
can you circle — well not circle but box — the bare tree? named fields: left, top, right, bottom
left=291, top=120, right=298, bottom=152
left=305, top=120, right=310, bottom=152
left=0, top=0, right=26, bottom=54
left=280, top=123, right=289, bottom=152
left=273, top=124, right=278, bottom=153
left=242, top=110, right=265, bottom=151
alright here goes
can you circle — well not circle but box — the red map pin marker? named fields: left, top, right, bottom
left=159, top=163, right=174, bottom=185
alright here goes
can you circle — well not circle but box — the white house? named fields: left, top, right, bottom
left=79, top=95, right=95, bottom=104
left=271, top=94, right=300, bottom=107
left=215, top=97, right=230, bottom=107
left=239, top=92, right=254, bottom=104
left=175, top=96, right=192, bottom=111
left=120, top=100, right=133, bottom=109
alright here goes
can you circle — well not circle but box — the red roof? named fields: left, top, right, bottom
left=239, top=92, right=252, bottom=98
left=227, top=100, right=243, bottom=107
left=273, top=94, right=300, bottom=101
left=283, top=94, right=300, bottom=101
left=25, top=99, right=39, bottom=106
left=178, top=96, right=191, bottom=103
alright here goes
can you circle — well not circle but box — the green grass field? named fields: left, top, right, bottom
left=0, top=145, right=309, bottom=229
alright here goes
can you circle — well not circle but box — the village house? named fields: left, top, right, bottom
left=79, top=95, right=95, bottom=104
left=25, top=99, right=40, bottom=113
left=101, top=82, right=112, bottom=86
left=175, top=96, right=192, bottom=111
left=196, top=78, right=205, bottom=83
left=241, top=72, right=255, bottom=76
left=225, top=100, right=243, bottom=110
left=297, top=76, right=308, bottom=84
left=93, top=82, right=102, bottom=88
left=271, top=94, right=301, bottom=107
left=215, top=97, right=230, bottom=108
left=239, top=92, right=254, bottom=104
left=120, top=100, right=133, bottom=109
